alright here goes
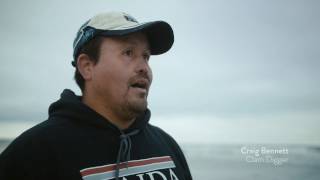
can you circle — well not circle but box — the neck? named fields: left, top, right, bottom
left=82, top=91, right=135, bottom=130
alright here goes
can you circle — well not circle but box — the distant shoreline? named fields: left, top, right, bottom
left=1, top=138, right=320, bottom=154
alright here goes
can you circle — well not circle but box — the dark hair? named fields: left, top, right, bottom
left=74, top=36, right=104, bottom=92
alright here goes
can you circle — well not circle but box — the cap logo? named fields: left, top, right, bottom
left=73, top=19, right=90, bottom=48
left=124, top=14, right=138, bottom=23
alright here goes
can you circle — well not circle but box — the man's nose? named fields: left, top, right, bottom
left=135, top=59, right=150, bottom=75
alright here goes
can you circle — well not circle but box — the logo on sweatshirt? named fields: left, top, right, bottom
left=80, top=156, right=179, bottom=180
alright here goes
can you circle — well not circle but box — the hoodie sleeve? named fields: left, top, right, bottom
left=0, top=129, right=58, bottom=180
left=151, top=126, right=193, bottom=180
left=164, top=132, right=193, bottom=180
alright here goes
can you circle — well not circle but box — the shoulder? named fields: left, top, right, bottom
left=0, top=119, right=62, bottom=179
left=1, top=119, right=58, bottom=156
left=146, top=124, right=182, bottom=151
left=145, top=124, right=193, bottom=179
left=0, top=117, right=73, bottom=158
left=11, top=118, right=63, bottom=141
left=146, top=124, right=173, bottom=139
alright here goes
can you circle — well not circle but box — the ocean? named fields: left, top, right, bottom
left=182, top=143, right=320, bottom=180
left=1, top=139, right=320, bottom=179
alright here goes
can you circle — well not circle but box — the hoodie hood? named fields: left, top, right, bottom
left=48, top=89, right=152, bottom=179
left=48, top=89, right=151, bottom=133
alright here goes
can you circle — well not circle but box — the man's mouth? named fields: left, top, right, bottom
left=130, top=79, right=149, bottom=93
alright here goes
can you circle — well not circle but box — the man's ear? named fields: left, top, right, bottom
left=77, top=54, right=95, bottom=81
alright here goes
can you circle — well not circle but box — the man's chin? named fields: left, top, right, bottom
left=128, top=99, right=148, bottom=114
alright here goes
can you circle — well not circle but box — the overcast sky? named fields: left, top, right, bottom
left=0, top=0, right=319, bottom=145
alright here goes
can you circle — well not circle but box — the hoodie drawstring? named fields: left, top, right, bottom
left=115, top=129, right=140, bottom=180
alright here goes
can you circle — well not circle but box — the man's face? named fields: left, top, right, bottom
left=89, top=33, right=152, bottom=118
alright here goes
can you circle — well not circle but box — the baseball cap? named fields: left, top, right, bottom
left=72, top=12, right=174, bottom=67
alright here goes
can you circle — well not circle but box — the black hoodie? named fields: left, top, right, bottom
left=0, top=89, right=192, bottom=180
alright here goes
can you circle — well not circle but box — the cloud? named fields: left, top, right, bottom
left=0, top=0, right=319, bottom=144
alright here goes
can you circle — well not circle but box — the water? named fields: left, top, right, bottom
left=182, top=144, right=320, bottom=180
left=1, top=140, right=320, bottom=179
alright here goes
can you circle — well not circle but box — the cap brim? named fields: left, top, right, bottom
left=97, top=21, right=174, bottom=55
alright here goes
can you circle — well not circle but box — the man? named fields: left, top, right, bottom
left=0, top=12, right=192, bottom=180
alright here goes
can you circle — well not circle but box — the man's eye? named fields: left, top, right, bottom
left=124, top=49, right=133, bottom=56
left=143, top=53, right=150, bottom=61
